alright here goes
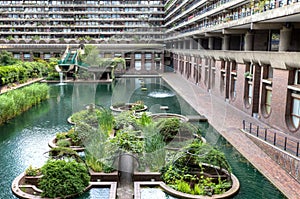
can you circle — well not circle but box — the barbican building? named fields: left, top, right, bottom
left=1, top=0, right=300, bottom=136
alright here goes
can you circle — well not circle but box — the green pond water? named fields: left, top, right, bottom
left=0, top=78, right=285, bottom=199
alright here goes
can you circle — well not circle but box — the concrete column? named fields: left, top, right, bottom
left=190, top=38, right=193, bottom=50
left=222, top=35, right=230, bottom=50
left=197, top=38, right=203, bottom=50
left=183, top=40, right=187, bottom=49
left=208, top=37, right=214, bottom=50
left=279, top=26, right=292, bottom=52
left=244, top=31, right=254, bottom=51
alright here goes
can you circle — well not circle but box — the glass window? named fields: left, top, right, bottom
left=265, top=89, right=272, bottom=115
left=145, top=61, right=151, bottom=70
left=24, top=53, right=31, bottom=59
left=292, top=97, right=300, bottom=128
left=248, top=84, right=252, bottom=105
left=135, top=53, right=141, bottom=59
left=135, top=61, right=141, bottom=70
left=145, top=53, right=152, bottom=59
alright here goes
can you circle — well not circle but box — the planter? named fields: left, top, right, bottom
left=110, top=103, right=147, bottom=113
left=151, top=113, right=189, bottom=122
left=89, top=169, right=119, bottom=182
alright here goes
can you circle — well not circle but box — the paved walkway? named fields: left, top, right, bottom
left=162, top=72, right=300, bottom=199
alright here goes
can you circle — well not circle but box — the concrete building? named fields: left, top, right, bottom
left=0, top=0, right=300, bottom=136
left=165, top=0, right=300, bottom=137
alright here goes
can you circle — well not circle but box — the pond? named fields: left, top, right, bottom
left=0, top=78, right=285, bottom=199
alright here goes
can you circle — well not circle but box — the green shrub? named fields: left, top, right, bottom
left=25, top=165, right=41, bottom=176
left=56, top=139, right=71, bottom=147
left=39, top=159, right=90, bottom=198
left=156, top=117, right=180, bottom=142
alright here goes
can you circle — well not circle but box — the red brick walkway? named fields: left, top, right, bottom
left=162, top=72, right=300, bottom=199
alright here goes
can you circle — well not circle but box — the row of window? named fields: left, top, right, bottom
left=175, top=55, right=300, bottom=131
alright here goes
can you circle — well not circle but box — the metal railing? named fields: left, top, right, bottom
left=242, top=120, right=299, bottom=157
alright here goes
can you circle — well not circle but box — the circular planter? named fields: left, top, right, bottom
left=151, top=113, right=189, bottom=122
left=67, top=116, right=76, bottom=125
left=12, top=172, right=91, bottom=199
left=159, top=172, right=239, bottom=199
left=48, top=137, right=85, bottom=152
left=110, top=103, right=147, bottom=113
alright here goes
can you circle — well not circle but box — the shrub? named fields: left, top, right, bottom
left=56, top=139, right=71, bottom=147
left=156, top=117, right=180, bottom=142
left=39, top=159, right=90, bottom=198
left=25, top=165, right=41, bottom=176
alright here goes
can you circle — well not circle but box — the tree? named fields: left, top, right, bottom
left=0, top=50, right=18, bottom=66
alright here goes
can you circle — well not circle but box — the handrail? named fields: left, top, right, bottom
left=242, top=120, right=299, bottom=157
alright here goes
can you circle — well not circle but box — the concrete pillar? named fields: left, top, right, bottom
left=222, top=35, right=230, bottom=50
left=197, top=39, right=202, bottom=50
left=279, top=26, right=292, bottom=52
left=183, top=40, right=187, bottom=49
left=190, top=38, right=193, bottom=50
left=244, top=31, right=254, bottom=51
left=208, top=37, right=214, bottom=50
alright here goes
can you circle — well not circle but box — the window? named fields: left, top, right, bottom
left=292, top=93, right=300, bottom=129
left=145, top=53, right=152, bottom=59
left=230, top=61, right=237, bottom=100
left=248, top=84, right=253, bottom=105
left=24, top=53, right=31, bottom=59
left=145, top=61, right=151, bottom=71
left=265, top=88, right=272, bottom=115
left=135, top=61, right=141, bottom=70
left=135, top=53, right=141, bottom=59
left=294, top=69, right=300, bottom=85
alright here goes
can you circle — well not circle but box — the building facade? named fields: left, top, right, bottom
left=164, top=0, right=300, bottom=137
left=1, top=0, right=300, bottom=136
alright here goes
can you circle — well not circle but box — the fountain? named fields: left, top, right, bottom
left=58, top=71, right=67, bottom=86
left=148, top=90, right=175, bottom=98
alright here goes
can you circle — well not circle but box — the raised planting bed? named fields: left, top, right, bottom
left=151, top=113, right=189, bottom=122
left=12, top=172, right=117, bottom=199
left=48, top=136, right=85, bottom=152
left=134, top=173, right=239, bottom=199
left=110, top=102, right=147, bottom=113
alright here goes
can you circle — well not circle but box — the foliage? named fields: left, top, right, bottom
left=75, top=121, right=98, bottom=145
left=70, top=109, right=102, bottom=127
left=39, top=159, right=90, bottom=198
left=0, top=60, right=50, bottom=85
left=56, top=128, right=81, bottom=146
left=131, top=100, right=145, bottom=111
left=112, top=57, right=126, bottom=69
left=97, top=109, right=115, bottom=136
left=0, top=50, right=18, bottom=66
left=136, top=112, right=152, bottom=127
left=0, top=83, right=49, bottom=125
left=56, top=139, right=71, bottom=147
left=25, top=165, right=41, bottom=176
left=110, top=130, right=144, bottom=154
left=156, top=117, right=181, bottom=142
left=114, top=111, right=137, bottom=130
left=84, top=132, right=116, bottom=172
left=160, top=140, right=232, bottom=196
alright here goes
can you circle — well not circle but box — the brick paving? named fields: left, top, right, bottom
left=162, top=72, right=300, bottom=199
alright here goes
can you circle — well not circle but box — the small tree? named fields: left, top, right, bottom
left=0, top=50, right=18, bottom=66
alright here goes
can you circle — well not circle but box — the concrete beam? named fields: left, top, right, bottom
left=204, top=32, right=223, bottom=38
left=192, top=34, right=205, bottom=39
left=222, top=29, right=248, bottom=35
left=251, top=22, right=284, bottom=30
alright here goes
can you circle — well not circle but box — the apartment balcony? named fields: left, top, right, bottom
left=165, top=1, right=300, bottom=40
